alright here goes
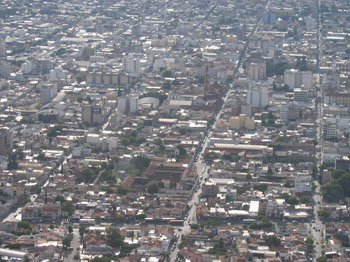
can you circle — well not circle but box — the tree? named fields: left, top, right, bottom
left=79, top=226, right=86, bottom=238
left=305, top=237, right=314, bottom=254
left=62, top=235, right=72, bottom=248
left=18, top=221, right=31, bottom=231
left=208, top=239, right=227, bottom=256
left=317, top=257, right=327, bottom=262
left=130, top=156, right=151, bottom=170
left=177, top=145, right=187, bottom=156
left=264, top=235, right=281, bottom=247
left=106, top=227, right=124, bottom=248
left=147, top=183, right=159, bottom=194
left=335, top=173, right=350, bottom=197
left=254, top=184, right=268, bottom=192
left=162, top=70, right=172, bottom=77
left=318, top=209, right=330, bottom=219
left=246, top=173, right=252, bottom=181
left=68, top=225, right=73, bottom=234
left=332, top=169, right=347, bottom=180
left=55, top=195, right=65, bottom=203
left=321, top=184, right=344, bottom=202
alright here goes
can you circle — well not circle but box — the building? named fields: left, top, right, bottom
left=82, top=103, right=92, bottom=123
left=228, top=114, right=255, bottom=130
left=293, top=88, right=308, bottom=102
left=249, top=200, right=260, bottom=217
left=280, top=102, right=289, bottom=124
left=281, top=102, right=300, bottom=122
left=0, top=39, right=5, bottom=57
left=49, top=67, right=68, bottom=81
left=0, top=127, right=12, bottom=156
left=41, top=84, right=57, bottom=104
left=248, top=62, right=266, bottom=81
left=247, top=86, right=269, bottom=108
left=284, top=69, right=312, bottom=89
left=323, top=118, right=337, bottom=139
left=82, top=102, right=103, bottom=124
left=123, top=53, right=141, bottom=77
left=22, top=203, right=61, bottom=222
left=118, top=96, right=138, bottom=114
left=295, top=173, right=312, bottom=194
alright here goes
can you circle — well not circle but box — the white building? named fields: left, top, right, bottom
left=123, top=54, right=140, bottom=77
left=118, top=96, right=138, bottom=114
left=247, top=86, right=269, bottom=108
left=284, top=69, right=312, bottom=89
left=49, top=67, right=68, bottom=81
left=248, top=62, right=266, bottom=81
left=21, top=61, right=33, bottom=74
left=249, top=200, right=260, bottom=217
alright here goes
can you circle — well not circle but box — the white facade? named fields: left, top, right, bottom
left=247, top=87, right=269, bottom=108
left=284, top=69, right=312, bottom=89
left=248, top=62, right=266, bottom=81
left=21, top=61, right=33, bottom=74
left=249, top=200, right=260, bottom=217
left=118, top=96, right=138, bottom=114
left=123, top=54, right=140, bottom=77
left=49, top=67, right=68, bottom=81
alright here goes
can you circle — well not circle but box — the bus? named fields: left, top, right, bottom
left=242, top=219, right=256, bottom=225
left=80, top=218, right=95, bottom=225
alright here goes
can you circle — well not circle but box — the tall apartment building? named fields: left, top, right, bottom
left=123, top=54, right=140, bottom=77
left=118, top=96, right=138, bottom=114
left=41, top=84, right=57, bottom=104
left=247, top=86, right=269, bottom=108
left=323, top=119, right=337, bottom=139
left=248, top=62, right=266, bottom=81
left=284, top=69, right=312, bottom=89
left=0, top=127, right=12, bottom=156
left=81, top=102, right=103, bottom=124
left=0, top=38, right=6, bottom=57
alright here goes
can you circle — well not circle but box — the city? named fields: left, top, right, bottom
left=0, top=0, right=349, bottom=262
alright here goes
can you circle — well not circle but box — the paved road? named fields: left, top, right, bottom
left=65, top=228, right=81, bottom=262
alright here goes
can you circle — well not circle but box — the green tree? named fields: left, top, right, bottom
left=318, top=209, right=330, bottom=219
left=321, top=184, right=344, bottom=202
left=106, top=227, right=124, bottom=248
left=62, top=235, right=72, bottom=248
left=55, top=195, right=65, bottom=203
left=79, top=226, right=86, bottom=238
left=68, top=225, right=73, bottom=234
left=177, top=145, right=187, bottom=156
left=147, top=183, right=159, bottom=194
left=264, top=235, right=281, bottom=247
left=18, top=221, right=32, bottom=231
left=130, top=156, right=151, bottom=170
left=332, top=169, right=347, bottom=180
left=336, top=173, right=350, bottom=197
left=305, top=237, right=314, bottom=253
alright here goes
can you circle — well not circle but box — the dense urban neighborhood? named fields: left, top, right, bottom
left=0, top=0, right=350, bottom=261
